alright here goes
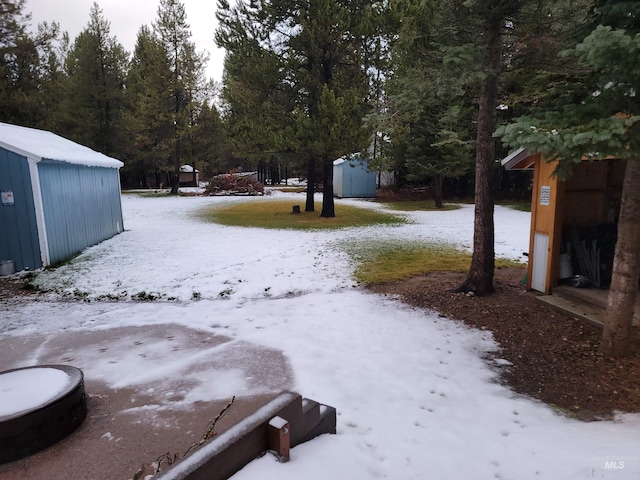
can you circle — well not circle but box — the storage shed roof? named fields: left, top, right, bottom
left=0, top=122, right=123, bottom=168
left=334, top=155, right=368, bottom=166
left=501, top=147, right=535, bottom=171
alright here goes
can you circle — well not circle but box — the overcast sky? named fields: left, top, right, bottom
left=25, top=0, right=225, bottom=82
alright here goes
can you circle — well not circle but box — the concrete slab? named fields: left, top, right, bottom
left=0, top=324, right=294, bottom=480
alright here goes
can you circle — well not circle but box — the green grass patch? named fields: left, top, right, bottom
left=507, top=202, right=532, bottom=212
left=383, top=200, right=460, bottom=211
left=343, top=240, right=524, bottom=285
left=122, top=189, right=173, bottom=197
left=198, top=200, right=406, bottom=230
left=495, top=199, right=532, bottom=212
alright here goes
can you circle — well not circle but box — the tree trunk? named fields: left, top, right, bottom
left=170, top=117, right=181, bottom=195
left=170, top=168, right=180, bottom=194
left=600, top=158, right=640, bottom=357
left=320, top=157, right=335, bottom=218
left=305, top=157, right=315, bottom=212
left=434, top=174, right=444, bottom=209
left=456, top=19, right=500, bottom=296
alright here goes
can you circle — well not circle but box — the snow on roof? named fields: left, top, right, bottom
left=180, top=165, right=199, bottom=173
left=0, top=122, right=123, bottom=168
left=333, top=155, right=367, bottom=166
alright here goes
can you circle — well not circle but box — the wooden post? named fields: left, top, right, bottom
left=292, top=205, right=301, bottom=214
left=267, top=416, right=290, bottom=462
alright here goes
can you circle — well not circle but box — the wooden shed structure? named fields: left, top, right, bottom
left=0, top=122, right=124, bottom=272
left=502, top=148, right=624, bottom=295
left=333, top=157, right=377, bottom=198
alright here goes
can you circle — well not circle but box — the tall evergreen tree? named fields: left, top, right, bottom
left=286, top=0, right=372, bottom=216
left=122, top=25, right=173, bottom=188
left=451, top=0, right=523, bottom=295
left=384, top=0, right=476, bottom=207
left=153, top=0, right=207, bottom=194
left=216, top=0, right=291, bottom=173
left=360, top=1, right=398, bottom=187
left=216, top=0, right=375, bottom=216
left=383, top=0, right=523, bottom=293
left=61, top=2, right=127, bottom=157
left=0, top=0, right=62, bottom=128
left=404, top=104, right=475, bottom=207
left=191, top=92, right=228, bottom=178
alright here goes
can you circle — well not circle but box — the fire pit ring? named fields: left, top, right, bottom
left=0, top=365, right=87, bottom=464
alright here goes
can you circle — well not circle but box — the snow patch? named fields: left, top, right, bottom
left=0, top=367, right=71, bottom=418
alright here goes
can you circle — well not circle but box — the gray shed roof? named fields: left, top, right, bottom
left=0, top=122, right=123, bottom=168
left=501, top=148, right=535, bottom=171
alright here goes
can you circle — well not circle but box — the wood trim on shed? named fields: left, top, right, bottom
left=27, top=157, right=50, bottom=266
left=503, top=150, right=564, bottom=293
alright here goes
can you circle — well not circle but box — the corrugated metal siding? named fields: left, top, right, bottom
left=0, top=147, right=42, bottom=271
left=335, top=160, right=377, bottom=198
left=38, top=161, right=123, bottom=266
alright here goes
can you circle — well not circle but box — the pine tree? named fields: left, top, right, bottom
left=153, top=0, right=207, bottom=194
left=444, top=0, right=521, bottom=295
left=384, top=0, right=476, bottom=207
left=61, top=2, right=127, bottom=157
left=215, top=0, right=289, bottom=167
left=216, top=0, right=375, bottom=215
left=191, top=93, right=227, bottom=178
left=285, top=0, right=372, bottom=217
left=122, top=25, right=173, bottom=188
left=0, top=0, right=62, bottom=128
left=382, top=0, right=522, bottom=293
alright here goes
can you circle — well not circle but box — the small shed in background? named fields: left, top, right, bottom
left=0, top=122, right=124, bottom=272
left=333, top=157, right=377, bottom=198
left=179, top=164, right=200, bottom=187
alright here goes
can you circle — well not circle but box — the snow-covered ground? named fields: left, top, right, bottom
left=2, top=192, right=639, bottom=479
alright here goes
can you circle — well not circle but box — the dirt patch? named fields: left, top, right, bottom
left=0, top=273, right=38, bottom=302
left=369, top=267, right=640, bottom=420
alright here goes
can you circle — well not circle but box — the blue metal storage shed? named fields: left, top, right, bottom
left=0, top=122, right=124, bottom=272
left=333, top=157, right=377, bottom=198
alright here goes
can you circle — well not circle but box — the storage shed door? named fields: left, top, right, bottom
left=0, top=149, right=42, bottom=271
